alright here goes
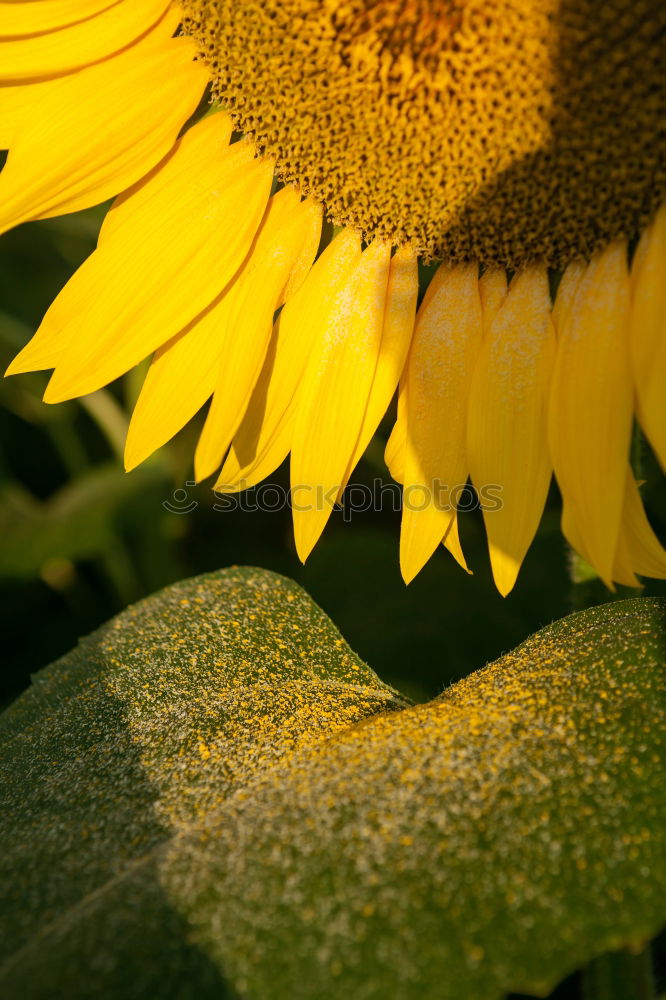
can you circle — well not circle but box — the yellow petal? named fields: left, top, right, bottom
left=126, top=190, right=322, bottom=474
left=0, top=0, right=170, bottom=80
left=6, top=111, right=234, bottom=378
left=0, top=78, right=52, bottom=149
left=337, top=245, right=418, bottom=498
left=442, top=515, right=471, bottom=574
left=561, top=503, right=631, bottom=588
left=193, top=190, right=323, bottom=482
left=124, top=300, right=230, bottom=473
left=8, top=112, right=231, bottom=376
left=613, top=470, right=666, bottom=582
left=0, top=14, right=206, bottom=234
left=551, top=259, right=585, bottom=333
left=468, top=265, right=556, bottom=597
left=564, top=467, right=666, bottom=589
left=291, top=240, right=392, bottom=561
left=478, top=267, right=508, bottom=334
left=399, top=262, right=482, bottom=584
left=37, top=125, right=273, bottom=401
left=630, top=204, right=666, bottom=470
left=0, top=1, right=118, bottom=36
left=548, top=242, right=633, bottom=586
left=384, top=381, right=408, bottom=485
left=216, top=229, right=362, bottom=492
left=97, top=110, right=232, bottom=247
left=385, top=422, right=406, bottom=485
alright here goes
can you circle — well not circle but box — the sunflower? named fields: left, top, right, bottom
left=2, top=0, right=665, bottom=596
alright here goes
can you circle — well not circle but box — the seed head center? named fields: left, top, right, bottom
left=183, top=0, right=666, bottom=267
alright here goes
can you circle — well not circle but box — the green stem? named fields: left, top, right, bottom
left=80, top=389, right=128, bottom=463
left=581, top=946, right=655, bottom=1000
left=46, top=418, right=89, bottom=477
left=100, top=540, right=140, bottom=608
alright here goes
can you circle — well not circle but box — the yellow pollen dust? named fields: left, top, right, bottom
left=182, top=0, right=666, bottom=267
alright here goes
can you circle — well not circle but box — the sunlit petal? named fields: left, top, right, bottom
left=478, top=266, right=507, bottom=334
left=0, top=0, right=117, bottom=37
left=0, top=0, right=171, bottom=80
left=630, top=203, right=666, bottom=470
left=38, top=123, right=273, bottom=401
left=613, top=471, right=666, bottom=582
left=442, top=515, right=471, bottom=574
left=291, top=240, right=392, bottom=561
left=0, top=12, right=206, bottom=234
left=384, top=384, right=408, bottom=486
left=217, top=230, right=362, bottom=492
left=549, top=242, right=632, bottom=586
left=338, top=245, right=418, bottom=498
left=399, top=262, right=482, bottom=583
left=468, top=265, right=555, bottom=596
left=193, top=190, right=322, bottom=482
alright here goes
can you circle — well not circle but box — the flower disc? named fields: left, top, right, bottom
left=183, top=0, right=665, bottom=266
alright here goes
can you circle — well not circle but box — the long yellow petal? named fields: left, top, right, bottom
left=125, top=191, right=321, bottom=474
left=442, top=515, right=471, bottom=574
left=385, top=426, right=406, bottom=485
left=336, top=245, right=418, bottom=498
left=5, top=111, right=234, bottom=379
left=291, top=240, right=392, bottom=561
left=0, top=78, right=52, bottom=148
left=5, top=77, right=226, bottom=375
left=7, top=112, right=231, bottom=376
left=124, top=299, right=233, bottom=473
left=561, top=503, right=633, bottom=587
left=552, top=259, right=585, bottom=333
left=383, top=260, right=434, bottom=489
left=216, top=229, right=362, bottom=492
left=193, top=191, right=323, bottom=482
left=548, top=242, right=633, bottom=586
left=613, top=471, right=666, bottom=582
left=630, top=204, right=666, bottom=470
left=468, top=265, right=555, bottom=596
left=478, top=267, right=507, bottom=334
left=0, top=0, right=170, bottom=80
left=0, top=15, right=206, bottom=235
left=384, top=383, right=408, bottom=485
left=37, top=126, right=273, bottom=402
left=97, top=111, right=232, bottom=247
left=564, top=467, right=666, bottom=588
left=399, top=262, right=482, bottom=584
left=0, top=1, right=117, bottom=36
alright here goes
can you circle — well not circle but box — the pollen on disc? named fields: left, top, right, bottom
left=182, top=0, right=666, bottom=268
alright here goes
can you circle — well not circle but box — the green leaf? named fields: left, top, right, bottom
left=1, top=570, right=664, bottom=999
left=0, top=463, right=167, bottom=578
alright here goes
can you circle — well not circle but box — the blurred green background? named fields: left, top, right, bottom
left=1, top=205, right=665, bottom=998
left=2, top=204, right=666, bottom=711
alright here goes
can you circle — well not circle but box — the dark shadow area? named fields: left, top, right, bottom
left=435, top=0, right=665, bottom=268
left=0, top=654, right=230, bottom=997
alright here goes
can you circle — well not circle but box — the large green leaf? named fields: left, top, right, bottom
left=1, top=569, right=664, bottom=999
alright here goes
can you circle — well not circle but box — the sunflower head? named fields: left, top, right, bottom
left=183, top=0, right=665, bottom=267
left=3, top=0, right=666, bottom=598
